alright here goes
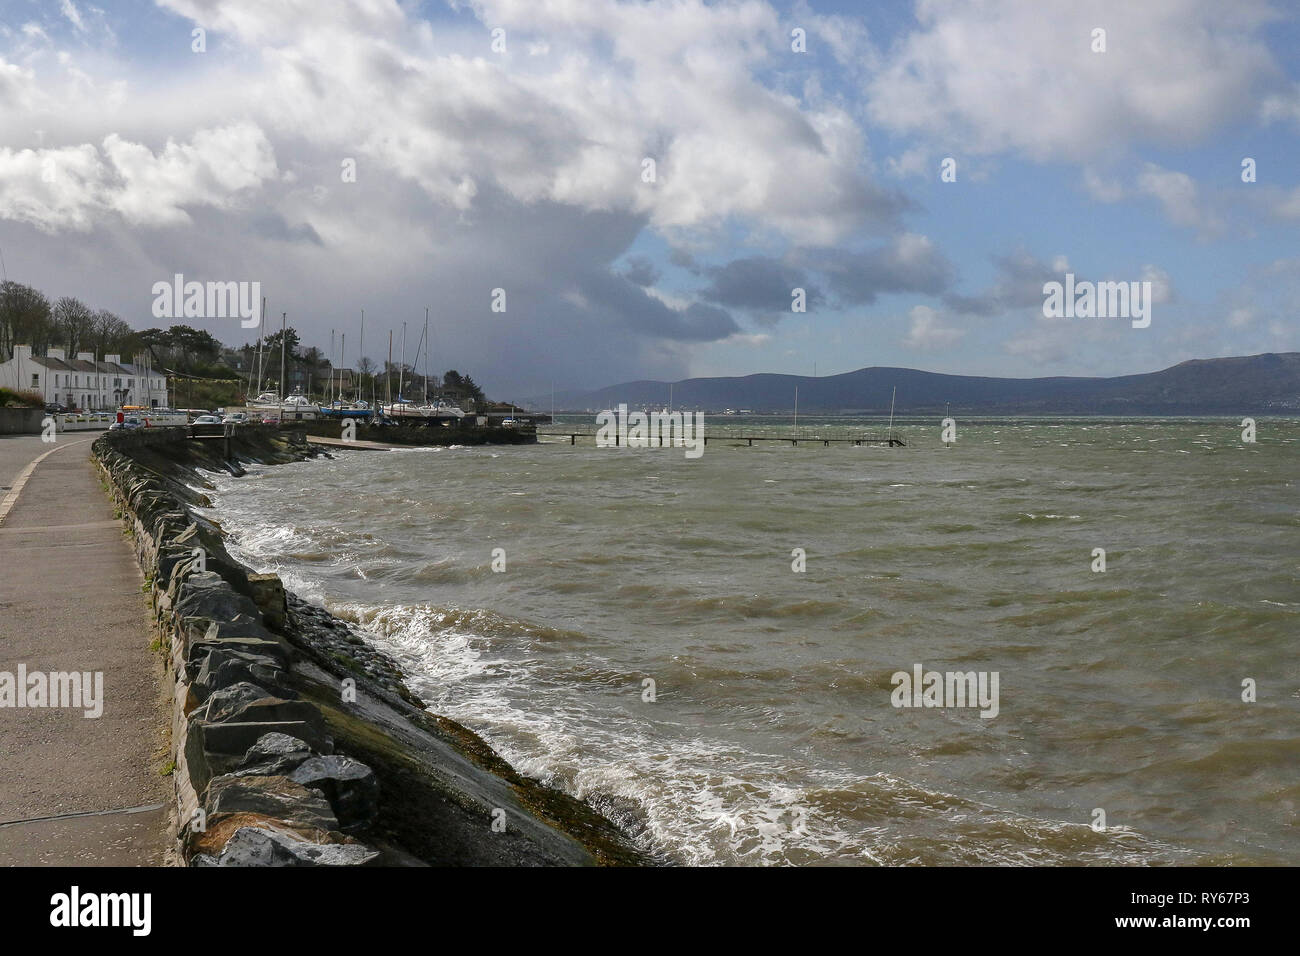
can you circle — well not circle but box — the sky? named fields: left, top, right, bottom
left=1, top=0, right=1298, bottom=401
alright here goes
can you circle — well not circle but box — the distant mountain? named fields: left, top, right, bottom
left=531, top=353, right=1300, bottom=415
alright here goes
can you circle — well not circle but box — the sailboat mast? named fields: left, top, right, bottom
left=398, top=322, right=406, bottom=399
left=386, top=330, right=392, bottom=407
left=340, top=333, right=345, bottom=406
left=423, top=307, right=429, bottom=406
left=279, top=312, right=287, bottom=404
left=255, top=295, right=266, bottom=397
left=888, top=386, right=897, bottom=442
left=358, top=310, right=364, bottom=403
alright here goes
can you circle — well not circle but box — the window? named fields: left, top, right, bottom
left=31, top=373, right=39, bottom=387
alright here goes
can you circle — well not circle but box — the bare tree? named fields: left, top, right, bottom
left=91, top=309, right=136, bottom=358
left=52, top=296, right=95, bottom=355
left=0, top=281, right=53, bottom=361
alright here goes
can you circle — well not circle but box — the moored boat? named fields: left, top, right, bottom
left=278, top=387, right=320, bottom=421
left=381, top=396, right=465, bottom=421
left=320, top=400, right=376, bottom=419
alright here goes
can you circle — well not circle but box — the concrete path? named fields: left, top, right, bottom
left=0, top=434, right=55, bottom=500
left=306, top=435, right=406, bottom=450
left=0, top=433, right=170, bottom=865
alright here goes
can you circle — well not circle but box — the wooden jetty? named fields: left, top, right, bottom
left=537, top=429, right=905, bottom=447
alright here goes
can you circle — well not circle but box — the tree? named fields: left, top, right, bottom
left=131, top=325, right=220, bottom=373
left=444, top=369, right=485, bottom=403
left=52, top=296, right=94, bottom=356
left=90, top=310, right=137, bottom=359
left=166, top=325, right=221, bottom=364
left=262, top=327, right=301, bottom=356
left=0, top=281, right=53, bottom=361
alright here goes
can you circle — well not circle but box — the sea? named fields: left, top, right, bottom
left=197, top=416, right=1299, bottom=865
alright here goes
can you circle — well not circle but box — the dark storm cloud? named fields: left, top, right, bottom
left=700, top=256, right=823, bottom=312
left=810, top=236, right=955, bottom=305
left=577, top=267, right=740, bottom=341
left=621, top=256, right=660, bottom=287
left=943, top=249, right=1062, bottom=315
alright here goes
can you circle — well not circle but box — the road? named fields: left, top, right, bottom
left=0, top=432, right=170, bottom=865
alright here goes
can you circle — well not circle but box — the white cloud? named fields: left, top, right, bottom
left=1274, top=186, right=1300, bottom=219
left=59, top=0, right=86, bottom=33
left=866, top=0, right=1282, bottom=162
left=1136, top=163, right=1223, bottom=236
left=1141, top=264, right=1174, bottom=304
left=1082, top=168, right=1125, bottom=203
left=1260, top=82, right=1300, bottom=126
left=901, top=304, right=964, bottom=350
left=146, top=0, right=899, bottom=246
left=885, top=147, right=929, bottom=179
left=0, top=124, right=278, bottom=232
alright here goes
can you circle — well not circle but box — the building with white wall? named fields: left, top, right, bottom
left=0, top=346, right=169, bottom=410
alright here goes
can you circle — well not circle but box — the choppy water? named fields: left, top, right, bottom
left=199, top=417, right=1299, bottom=865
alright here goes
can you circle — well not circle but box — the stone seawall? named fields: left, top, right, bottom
left=93, top=424, right=656, bottom=866
left=0, top=407, right=44, bottom=435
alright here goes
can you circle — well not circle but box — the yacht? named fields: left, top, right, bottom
left=320, top=399, right=375, bottom=420
left=381, top=396, right=465, bottom=421
left=246, top=391, right=282, bottom=410
left=278, top=387, right=320, bottom=421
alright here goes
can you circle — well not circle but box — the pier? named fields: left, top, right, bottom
left=537, top=428, right=905, bottom=447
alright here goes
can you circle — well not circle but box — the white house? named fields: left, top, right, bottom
left=0, top=345, right=169, bottom=410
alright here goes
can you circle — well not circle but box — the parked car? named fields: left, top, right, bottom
left=44, top=402, right=67, bottom=414
left=221, top=412, right=247, bottom=424
left=193, top=414, right=222, bottom=425
left=110, top=416, right=142, bottom=430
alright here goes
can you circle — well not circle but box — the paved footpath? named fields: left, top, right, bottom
left=0, top=432, right=170, bottom=865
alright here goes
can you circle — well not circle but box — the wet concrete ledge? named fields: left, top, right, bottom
left=93, top=424, right=660, bottom=866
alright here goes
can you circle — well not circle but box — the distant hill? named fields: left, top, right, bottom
left=533, top=353, right=1300, bottom=415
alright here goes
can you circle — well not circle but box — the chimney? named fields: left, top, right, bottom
left=105, top=354, right=120, bottom=365
left=47, top=347, right=64, bottom=360
left=76, top=351, right=94, bottom=362
left=14, top=345, right=31, bottom=361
